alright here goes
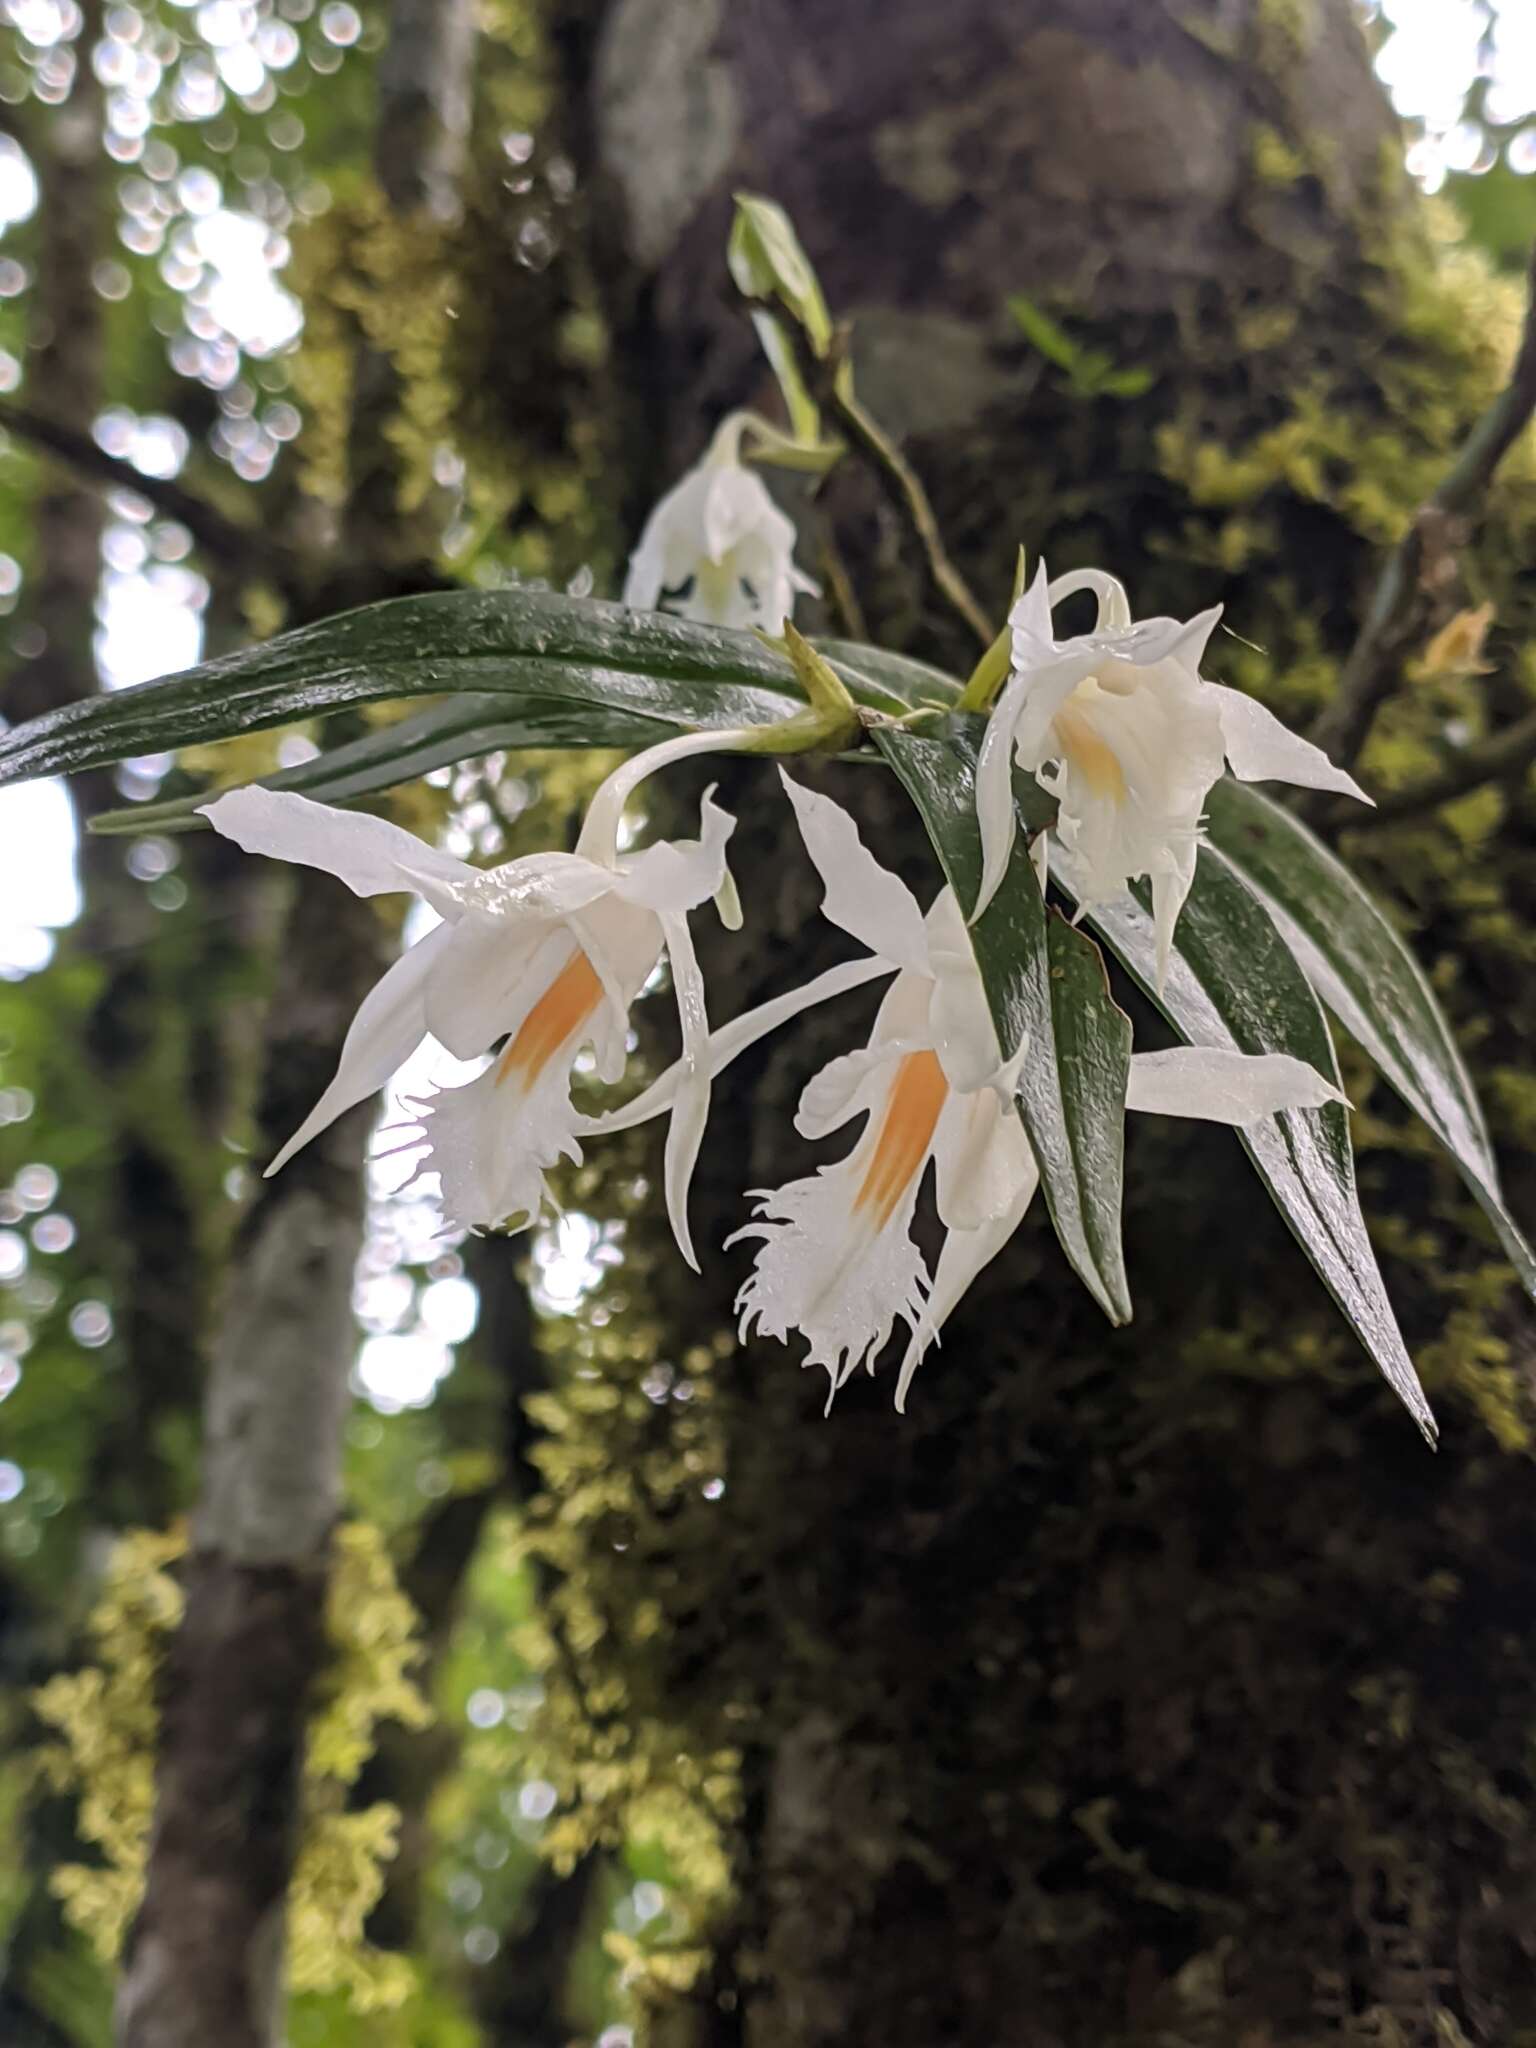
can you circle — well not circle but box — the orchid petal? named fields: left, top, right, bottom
left=1125, top=1046, right=1346, bottom=1124
left=1209, top=684, right=1373, bottom=803
left=411, top=1053, right=582, bottom=1235
left=781, top=770, right=930, bottom=972
left=1150, top=845, right=1199, bottom=995
left=419, top=850, right=618, bottom=926
left=702, top=461, right=787, bottom=563
left=1085, top=606, right=1223, bottom=675
left=201, top=787, right=473, bottom=905
left=1030, top=827, right=1050, bottom=900
left=1138, top=604, right=1222, bottom=674
left=715, top=861, right=744, bottom=932
left=1047, top=566, right=1131, bottom=631
left=267, top=919, right=453, bottom=1174
left=795, top=1041, right=911, bottom=1140
left=971, top=687, right=1024, bottom=926
left=1009, top=557, right=1057, bottom=653
left=566, top=895, right=663, bottom=1083
left=894, top=1154, right=1039, bottom=1411
left=622, top=443, right=811, bottom=634
left=1007, top=656, right=1104, bottom=766
left=422, top=917, right=566, bottom=1061
left=973, top=662, right=1095, bottom=922
left=576, top=731, right=742, bottom=867
left=659, top=909, right=711, bottom=1271
left=930, top=1084, right=1036, bottom=1234
left=577, top=956, right=895, bottom=1137
left=924, top=888, right=1003, bottom=1093
left=730, top=1155, right=930, bottom=1409
left=623, top=463, right=715, bottom=610
left=609, top=785, right=737, bottom=913
left=622, top=534, right=666, bottom=614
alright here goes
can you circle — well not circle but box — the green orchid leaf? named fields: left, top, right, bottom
left=82, top=630, right=955, bottom=838
left=86, top=692, right=685, bottom=835
left=1077, top=831, right=1436, bottom=1444
left=749, top=309, right=823, bottom=445
left=0, top=588, right=929, bottom=802
left=1098, top=365, right=1155, bottom=399
left=876, top=725, right=1134, bottom=1329
left=1204, top=778, right=1536, bottom=1299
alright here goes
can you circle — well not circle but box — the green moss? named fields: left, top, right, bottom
left=506, top=1151, right=742, bottom=2023
left=1255, top=0, right=1319, bottom=56
left=1250, top=123, right=1306, bottom=186
left=284, top=0, right=621, bottom=592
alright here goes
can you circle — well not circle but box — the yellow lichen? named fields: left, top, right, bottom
left=32, top=1522, right=431, bottom=2009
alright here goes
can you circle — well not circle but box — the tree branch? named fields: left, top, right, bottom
left=0, top=399, right=293, bottom=581
left=1310, top=241, right=1536, bottom=768
left=1338, top=696, right=1536, bottom=829
left=814, top=503, right=870, bottom=641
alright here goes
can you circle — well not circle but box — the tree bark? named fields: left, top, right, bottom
left=554, top=4, right=1536, bottom=2043
left=113, top=880, right=386, bottom=2048
left=115, top=5, right=480, bottom=2043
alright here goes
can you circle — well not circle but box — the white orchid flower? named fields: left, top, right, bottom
left=973, top=564, right=1372, bottom=982
left=623, top=413, right=818, bottom=634
left=586, top=773, right=1344, bottom=1411
left=198, top=732, right=742, bottom=1266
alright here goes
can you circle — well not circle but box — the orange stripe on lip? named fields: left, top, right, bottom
left=853, top=1049, right=948, bottom=1229
left=496, top=947, right=604, bottom=1090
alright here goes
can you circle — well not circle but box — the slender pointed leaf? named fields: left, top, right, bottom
left=1205, top=777, right=1536, bottom=1296
left=1078, top=836, right=1436, bottom=1445
left=87, top=690, right=770, bottom=835
left=876, top=725, right=1133, bottom=1327
left=85, top=635, right=962, bottom=836
left=0, top=588, right=926, bottom=794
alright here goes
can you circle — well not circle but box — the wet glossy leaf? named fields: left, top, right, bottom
left=1206, top=778, right=1535, bottom=1299
left=0, top=587, right=924, bottom=798
left=1079, top=833, right=1436, bottom=1444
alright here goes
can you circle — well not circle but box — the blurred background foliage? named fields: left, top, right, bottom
left=0, top=1, right=1532, bottom=2044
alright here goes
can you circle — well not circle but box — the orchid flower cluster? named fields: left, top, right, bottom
left=202, top=431, right=1371, bottom=1413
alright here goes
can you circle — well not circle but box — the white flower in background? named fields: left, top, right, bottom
left=973, top=564, right=1372, bottom=981
left=586, top=773, right=1344, bottom=1411
left=623, top=413, right=818, bottom=633
left=199, top=732, right=741, bottom=1265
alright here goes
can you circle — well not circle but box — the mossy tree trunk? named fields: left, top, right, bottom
left=530, top=3, right=1536, bottom=2042
left=115, top=5, right=480, bottom=2043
